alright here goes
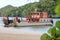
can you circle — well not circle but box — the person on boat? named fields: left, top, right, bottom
left=6, top=15, right=10, bottom=24
left=16, top=16, right=20, bottom=23
left=16, top=16, right=18, bottom=21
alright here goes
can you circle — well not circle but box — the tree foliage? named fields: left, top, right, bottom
left=56, top=21, right=60, bottom=29
left=54, top=0, right=60, bottom=16
left=41, top=21, right=60, bottom=40
left=0, top=0, right=58, bottom=17
left=41, top=34, right=51, bottom=40
left=38, top=0, right=56, bottom=15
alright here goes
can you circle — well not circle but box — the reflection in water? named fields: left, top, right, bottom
left=0, top=17, right=60, bottom=34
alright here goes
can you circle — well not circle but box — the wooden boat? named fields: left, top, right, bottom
left=3, top=18, right=14, bottom=27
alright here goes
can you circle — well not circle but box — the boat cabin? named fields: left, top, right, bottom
left=31, top=12, right=41, bottom=19
left=26, top=12, right=49, bottom=22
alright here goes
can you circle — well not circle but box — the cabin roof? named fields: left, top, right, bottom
left=31, top=12, right=41, bottom=14
left=31, top=12, right=48, bottom=13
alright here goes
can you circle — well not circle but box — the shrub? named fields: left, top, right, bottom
left=41, top=21, right=60, bottom=40
left=56, top=21, right=60, bottom=29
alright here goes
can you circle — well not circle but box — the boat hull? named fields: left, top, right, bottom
left=14, top=22, right=53, bottom=27
left=3, top=18, right=53, bottom=27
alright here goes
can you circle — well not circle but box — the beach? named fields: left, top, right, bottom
left=0, top=27, right=41, bottom=40
left=0, top=33, right=40, bottom=40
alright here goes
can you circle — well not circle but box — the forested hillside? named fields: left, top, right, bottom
left=0, top=0, right=59, bottom=17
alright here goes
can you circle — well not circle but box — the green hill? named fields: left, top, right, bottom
left=0, top=5, right=17, bottom=16
left=0, top=0, right=57, bottom=17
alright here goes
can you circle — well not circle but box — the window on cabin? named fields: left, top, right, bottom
left=43, top=13, right=47, bottom=18
left=44, top=20, right=45, bottom=22
left=31, top=13, right=39, bottom=18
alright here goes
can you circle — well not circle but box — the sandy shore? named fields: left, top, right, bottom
left=0, top=27, right=41, bottom=40
left=0, top=33, right=40, bottom=40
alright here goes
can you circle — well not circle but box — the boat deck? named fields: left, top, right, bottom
left=16, top=22, right=53, bottom=27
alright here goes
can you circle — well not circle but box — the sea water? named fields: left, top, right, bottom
left=0, top=17, right=60, bottom=35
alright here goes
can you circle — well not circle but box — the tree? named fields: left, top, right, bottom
left=38, top=0, right=56, bottom=15
left=54, top=0, right=60, bottom=16
left=56, top=21, right=60, bottom=29
left=54, top=5, right=60, bottom=16
left=41, top=21, right=60, bottom=40
left=0, top=0, right=57, bottom=17
left=57, top=0, right=60, bottom=4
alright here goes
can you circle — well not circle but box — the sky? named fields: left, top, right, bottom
left=0, top=0, right=39, bottom=8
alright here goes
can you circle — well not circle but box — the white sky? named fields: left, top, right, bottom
left=0, top=0, right=39, bottom=8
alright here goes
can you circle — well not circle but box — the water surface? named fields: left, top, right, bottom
left=0, top=17, right=60, bottom=34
